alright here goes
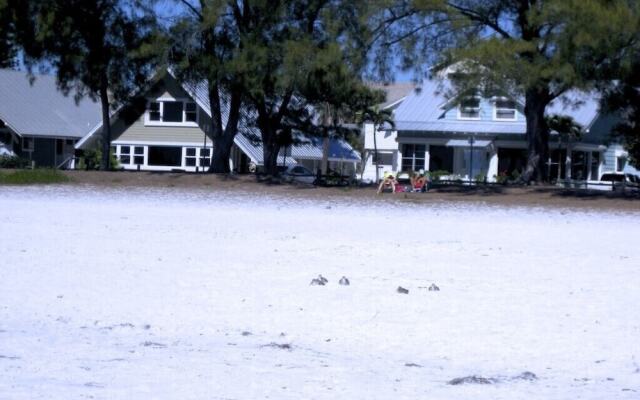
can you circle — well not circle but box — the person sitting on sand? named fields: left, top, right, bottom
left=377, top=173, right=397, bottom=194
left=411, top=173, right=427, bottom=192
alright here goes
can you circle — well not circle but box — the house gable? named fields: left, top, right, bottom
left=110, top=74, right=213, bottom=146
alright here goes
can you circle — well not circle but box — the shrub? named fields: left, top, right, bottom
left=77, top=148, right=119, bottom=170
left=474, top=172, right=487, bottom=182
left=0, top=169, right=70, bottom=185
left=0, top=155, right=30, bottom=169
left=495, top=172, right=509, bottom=184
left=429, top=170, right=450, bottom=181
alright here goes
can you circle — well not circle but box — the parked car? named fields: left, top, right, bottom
left=599, top=172, right=640, bottom=191
left=282, top=165, right=316, bottom=185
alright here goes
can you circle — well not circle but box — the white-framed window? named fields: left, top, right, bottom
left=401, top=144, right=426, bottom=171
left=493, top=99, right=517, bottom=121
left=115, top=145, right=146, bottom=166
left=183, top=147, right=212, bottom=168
left=372, top=151, right=394, bottom=166
left=144, top=98, right=199, bottom=126
left=616, top=155, right=627, bottom=172
left=185, top=147, right=198, bottom=167
left=22, top=137, right=34, bottom=151
left=200, top=147, right=211, bottom=167
left=185, top=102, right=197, bottom=122
left=458, top=97, right=481, bottom=120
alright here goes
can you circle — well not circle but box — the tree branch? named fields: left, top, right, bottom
left=180, top=0, right=202, bottom=21
left=445, top=1, right=511, bottom=39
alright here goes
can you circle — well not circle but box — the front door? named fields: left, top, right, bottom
left=55, top=139, right=76, bottom=168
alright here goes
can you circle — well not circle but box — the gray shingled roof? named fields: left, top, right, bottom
left=0, top=69, right=102, bottom=138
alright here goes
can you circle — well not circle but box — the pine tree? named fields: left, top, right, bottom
left=167, top=0, right=243, bottom=173
left=25, top=0, right=158, bottom=170
left=371, top=0, right=639, bottom=182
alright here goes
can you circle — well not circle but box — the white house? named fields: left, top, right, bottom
left=362, top=77, right=637, bottom=183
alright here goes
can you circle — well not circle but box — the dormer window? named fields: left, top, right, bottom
left=494, top=99, right=517, bottom=120
left=458, top=97, right=481, bottom=119
left=145, top=99, right=198, bottom=126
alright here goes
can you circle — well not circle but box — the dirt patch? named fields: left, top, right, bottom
left=55, top=170, right=640, bottom=212
left=261, top=342, right=293, bottom=350
left=449, top=375, right=497, bottom=385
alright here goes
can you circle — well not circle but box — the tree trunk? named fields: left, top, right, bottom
left=210, top=134, right=232, bottom=173
left=521, top=88, right=551, bottom=183
left=373, top=124, right=379, bottom=182
left=262, top=133, right=280, bottom=178
left=209, top=90, right=242, bottom=173
left=321, top=132, right=330, bottom=175
left=99, top=74, right=111, bottom=171
left=206, top=80, right=225, bottom=173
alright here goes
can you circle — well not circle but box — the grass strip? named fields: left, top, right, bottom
left=0, top=169, right=70, bottom=185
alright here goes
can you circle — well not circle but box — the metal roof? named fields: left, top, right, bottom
left=0, top=69, right=102, bottom=138
left=394, top=78, right=601, bottom=134
left=233, top=127, right=296, bottom=166
left=367, top=82, right=417, bottom=109
left=446, top=139, right=492, bottom=147
left=233, top=127, right=360, bottom=166
left=72, top=69, right=360, bottom=164
left=177, top=71, right=361, bottom=164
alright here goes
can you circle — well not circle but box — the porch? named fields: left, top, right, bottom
left=395, top=137, right=605, bottom=183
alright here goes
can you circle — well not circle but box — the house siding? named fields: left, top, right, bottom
left=603, top=144, right=624, bottom=173
left=28, top=138, right=55, bottom=167
left=111, top=75, right=213, bottom=145
left=112, top=114, right=212, bottom=145
left=442, top=98, right=524, bottom=122
left=584, top=113, right=618, bottom=144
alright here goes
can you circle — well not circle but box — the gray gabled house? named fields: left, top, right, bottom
left=75, top=69, right=360, bottom=174
left=0, top=69, right=102, bottom=168
left=0, top=68, right=360, bottom=173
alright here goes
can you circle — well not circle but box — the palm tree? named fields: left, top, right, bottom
left=359, top=105, right=395, bottom=183
left=546, top=114, right=583, bottom=181
left=317, top=102, right=353, bottom=176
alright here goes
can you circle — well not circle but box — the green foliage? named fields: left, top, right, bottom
left=474, top=172, right=486, bottom=183
left=0, top=0, right=36, bottom=68
left=213, top=1, right=375, bottom=176
left=494, top=172, right=509, bottom=185
left=0, top=154, right=29, bottom=168
left=358, top=105, right=395, bottom=130
left=603, top=69, right=640, bottom=168
left=359, top=104, right=395, bottom=182
left=77, top=148, right=118, bottom=170
left=0, top=169, right=70, bottom=185
left=546, top=114, right=583, bottom=142
left=370, top=0, right=640, bottom=182
left=428, top=170, right=450, bottom=181
left=24, top=0, right=158, bottom=170
left=0, top=0, right=17, bottom=67
left=28, top=0, right=158, bottom=103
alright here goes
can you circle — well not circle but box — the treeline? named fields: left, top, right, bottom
left=1, top=1, right=639, bottom=181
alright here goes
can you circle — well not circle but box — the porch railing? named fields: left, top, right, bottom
left=56, top=156, right=77, bottom=170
